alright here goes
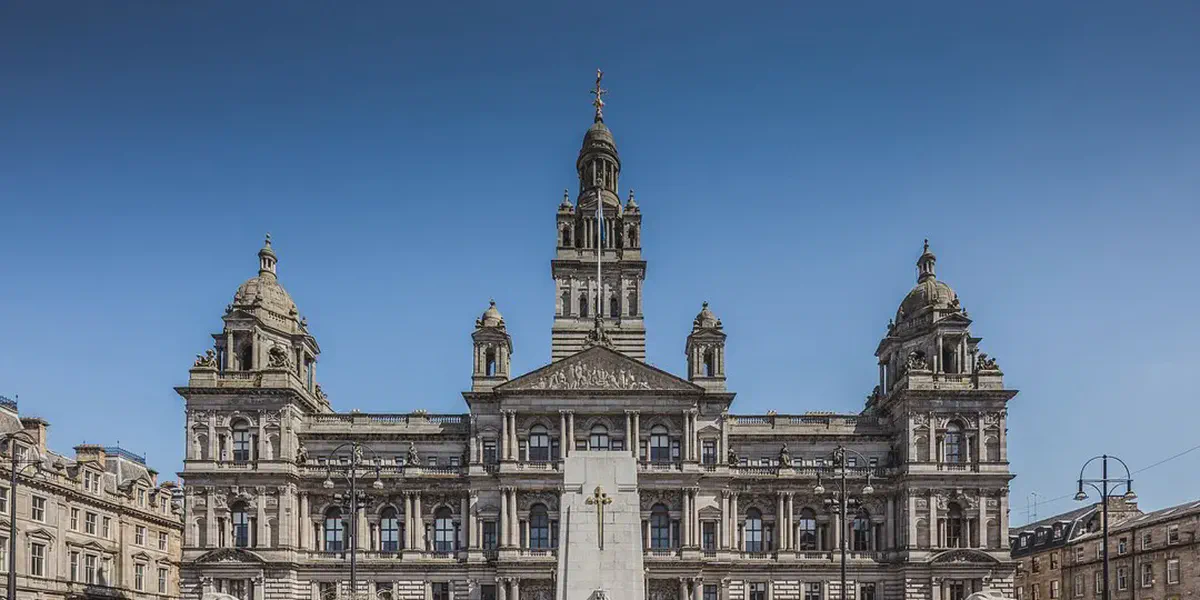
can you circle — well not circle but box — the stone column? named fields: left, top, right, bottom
left=720, top=413, right=729, bottom=462
left=625, top=411, right=633, bottom=454
left=509, top=489, right=519, bottom=548
left=886, top=496, right=895, bottom=550
left=642, top=520, right=649, bottom=550
left=979, top=498, right=988, bottom=549
left=358, top=503, right=368, bottom=550
left=730, top=493, right=740, bottom=550
left=1000, top=492, right=1009, bottom=542
left=785, top=493, right=794, bottom=550
left=561, top=411, right=570, bottom=458
left=680, top=579, right=689, bottom=600
left=511, top=578, right=520, bottom=600
left=497, top=579, right=507, bottom=600
left=568, top=412, right=576, bottom=453
left=205, top=489, right=216, bottom=548
left=299, top=492, right=310, bottom=550
left=719, top=492, right=729, bottom=548
left=998, top=411, right=1008, bottom=461
left=256, top=488, right=268, bottom=547
left=510, top=412, right=520, bottom=461
left=693, top=489, right=701, bottom=547
left=498, top=488, right=509, bottom=548
left=460, top=497, right=469, bottom=550
left=928, top=492, right=938, bottom=548
left=906, top=493, right=916, bottom=549
left=469, top=493, right=480, bottom=549
left=928, top=412, right=938, bottom=462
left=632, top=412, right=640, bottom=460
left=681, top=409, right=690, bottom=462
left=681, top=489, right=690, bottom=547
left=500, top=411, right=510, bottom=460
left=776, top=493, right=786, bottom=550
left=414, top=492, right=425, bottom=551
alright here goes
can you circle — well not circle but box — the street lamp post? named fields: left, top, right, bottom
left=322, top=442, right=384, bottom=600
left=814, top=445, right=875, bottom=600
left=3, top=431, right=44, bottom=600
left=1075, top=455, right=1136, bottom=600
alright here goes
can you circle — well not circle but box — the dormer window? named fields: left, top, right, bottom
left=1036, top=530, right=1047, bottom=544
left=137, top=488, right=147, bottom=507
left=1054, top=525, right=1063, bottom=539
left=83, top=470, right=100, bottom=494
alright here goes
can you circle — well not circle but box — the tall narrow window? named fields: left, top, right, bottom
left=324, top=507, right=344, bottom=552
left=797, top=508, right=818, bottom=550
left=946, top=503, right=964, bottom=548
left=852, top=510, right=871, bottom=551
left=529, top=426, right=550, bottom=462
left=485, top=349, right=497, bottom=377
left=745, top=508, right=764, bottom=552
left=530, top=504, right=551, bottom=550
left=703, top=349, right=715, bottom=377
left=579, top=294, right=589, bottom=318
left=560, top=291, right=571, bottom=316
left=30, top=543, right=45, bottom=576
left=231, top=502, right=250, bottom=548
left=433, top=507, right=455, bottom=553
left=231, top=420, right=253, bottom=462
left=380, top=507, right=401, bottom=552
left=609, top=295, right=619, bottom=318
left=945, top=422, right=964, bottom=463
left=650, top=504, right=670, bottom=549
left=627, top=290, right=638, bottom=316
left=649, top=426, right=670, bottom=462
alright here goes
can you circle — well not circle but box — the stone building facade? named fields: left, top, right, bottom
left=1011, top=499, right=1200, bottom=600
left=177, top=92, right=1019, bottom=600
left=0, top=397, right=184, bottom=600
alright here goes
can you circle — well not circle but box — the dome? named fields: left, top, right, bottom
left=693, top=301, right=722, bottom=330
left=479, top=300, right=504, bottom=328
left=583, top=121, right=615, bottom=145
left=232, top=235, right=299, bottom=318
left=895, top=240, right=959, bottom=323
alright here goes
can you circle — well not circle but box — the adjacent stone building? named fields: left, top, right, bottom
left=0, top=397, right=184, bottom=600
left=177, top=85, right=1019, bottom=600
left=1011, top=499, right=1199, bottom=600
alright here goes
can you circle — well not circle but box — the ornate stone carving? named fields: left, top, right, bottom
left=193, top=349, right=217, bottom=368
left=911, top=413, right=929, bottom=428
left=506, top=348, right=695, bottom=391
left=976, top=353, right=1000, bottom=372
left=519, top=491, right=559, bottom=512
left=405, top=442, right=421, bottom=466
left=267, top=345, right=291, bottom=369
left=726, top=448, right=739, bottom=467
left=905, top=350, right=928, bottom=371
left=640, top=489, right=681, bottom=511
left=778, top=443, right=792, bottom=468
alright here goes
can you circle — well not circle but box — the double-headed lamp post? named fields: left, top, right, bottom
left=3, top=430, right=46, bottom=600
left=813, top=445, right=875, bottom=600
left=1075, top=455, right=1136, bottom=600
left=322, top=442, right=384, bottom=600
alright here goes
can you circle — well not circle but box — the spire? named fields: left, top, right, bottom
left=591, top=68, right=607, bottom=123
left=258, top=233, right=277, bottom=278
left=916, top=238, right=937, bottom=283
left=559, top=188, right=573, bottom=210
left=625, top=188, right=638, bottom=212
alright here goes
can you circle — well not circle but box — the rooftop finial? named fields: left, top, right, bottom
left=258, top=233, right=277, bottom=276
left=265, top=232, right=272, bottom=247
left=923, top=238, right=929, bottom=253
left=591, top=69, right=608, bottom=123
left=917, top=239, right=937, bottom=283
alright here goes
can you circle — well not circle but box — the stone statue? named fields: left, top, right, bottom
left=778, top=444, right=792, bottom=468
left=405, top=442, right=421, bottom=466
left=726, top=448, right=739, bottom=467
left=976, top=353, right=1000, bottom=372
left=193, top=349, right=217, bottom=368
left=267, top=345, right=291, bottom=368
left=296, top=444, right=308, bottom=464
left=905, top=350, right=928, bottom=371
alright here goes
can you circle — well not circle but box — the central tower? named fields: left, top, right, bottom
left=551, top=71, right=647, bottom=361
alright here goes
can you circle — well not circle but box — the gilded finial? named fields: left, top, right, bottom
left=591, top=69, right=607, bottom=123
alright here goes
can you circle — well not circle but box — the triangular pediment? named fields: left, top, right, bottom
left=498, top=346, right=702, bottom=392
left=194, top=548, right=265, bottom=564
left=935, top=312, right=973, bottom=327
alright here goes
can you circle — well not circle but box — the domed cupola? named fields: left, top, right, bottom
left=231, top=234, right=301, bottom=326
left=576, top=69, right=622, bottom=211
left=895, top=239, right=960, bottom=326
left=686, top=301, right=727, bottom=391
left=472, top=299, right=513, bottom=391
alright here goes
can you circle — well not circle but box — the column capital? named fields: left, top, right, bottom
left=560, top=409, right=573, bottom=415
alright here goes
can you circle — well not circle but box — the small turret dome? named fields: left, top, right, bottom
left=479, top=300, right=505, bottom=329
left=895, top=240, right=959, bottom=323
left=693, top=301, right=722, bottom=330
left=232, top=235, right=299, bottom=318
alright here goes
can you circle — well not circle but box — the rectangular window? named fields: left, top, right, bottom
left=1167, top=525, right=1179, bottom=544
left=860, top=583, right=876, bottom=600
left=481, top=585, right=496, bottom=600
left=30, top=542, right=45, bottom=577
left=702, top=441, right=716, bottom=465
left=1074, top=575, right=1084, bottom=598
left=1118, top=537, right=1127, bottom=554
left=449, top=456, right=460, bottom=468
left=702, top=522, right=716, bottom=550
left=611, top=439, right=624, bottom=452
left=102, top=517, right=111, bottom=538
left=704, top=585, right=718, bottom=600
left=427, top=456, right=437, bottom=467
left=31, top=496, right=46, bottom=522
left=1051, top=553, right=1059, bottom=569
left=0, top=488, right=7, bottom=513
left=1166, top=559, right=1180, bottom=585
left=135, top=563, right=145, bottom=591
left=749, top=583, right=767, bottom=600
left=483, top=440, right=498, bottom=464
left=159, top=531, right=169, bottom=551
left=70, top=552, right=79, bottom=581
left=804, top=582, right=823, bottom=600
left=847, top=456, right=858, bottom=467
left=1051, top=581, right=1060, bottom=599
left=1142, top=563, right=1154, bottom=587
left=869, top=457, right=878, bottom=468
left=482, top=521, right=497, bottom=550
left=158, top=568, right=168, bottom=594
left=1075, top=546, right=1084, bottom=561
left=85, top=512, right=97, bottom=535
left=432, top=582, right=450, bottom=600
left=138, top=488, right=147, bottom=507
left=319, top=583, right=337, bottom=600
left=136, top=525, right=146, bottom=546
left=1033, top=584, right=1041, bottom=600
left=70, top=508, right=79, bottom=530
left=1095, top=573, right=1103, bottom=596
left=1118, top=567, right=1128, bottom=591
left=85, top=554, right=97, bottom=584
left=1142, top=532, right=1152, bottom=549
left=1033, top=557, right=1041, bottom=573
left=670, top=440, right=681, bottom=461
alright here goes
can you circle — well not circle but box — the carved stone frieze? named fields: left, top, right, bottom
left=640, top=489, right=681, bottom=511
left=504, top=348, right=696, bottom=391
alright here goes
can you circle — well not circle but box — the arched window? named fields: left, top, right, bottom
left=916, top=518, right=930, bottom=549
left=914, top=435, right=929, bottom=462
left=238, top=341, right=253, bottom=371
left=609, top=295, right=619, bottom=318
left=985, top=436, right=1000, bottom=462
left=852, top=510, right=871, bottom=551
left=433, top=507, right=455, bottom=552
left=579, top=294, right=590, bottom=318
left=703, top=349, right=716, bottom=377
left=194, top=433, right=209, bottom=461
left=529, top=425, right=550, bottom=462
left=797, top=508, right=818, bottom=550
left=267, top=434, right=280, bottom=460
left=530, top=504, right=551, bottom=549
left=745, top=508, right=764, bottom=552
left=193, top=518, right=207, bottom=547
left=231, top=502, right=251, bottom=548
left=324, top=507, right=345, bottom=552
left=380, top=507, right=401, bottom=552
left=267, top=518, right=278, bottom=547
left=650, top=504, right=670, bottom=549
left=627, top=290, right=637, bottom=316
left=628, top=227, right=638, bottom=248
left=942, top=343, right=957, bottom=374
left=945, top=422, right=964, bottom=463
left=485, top=349, right=497, bottom=377
left=561, top=225, right=572, bottom=248
left=946, top=502, right=965, bottom=548
left=377, top=590, right=394, bottom=600
left=649, top=425, right=670, bottom=463
left=589, top=425, right=609, bottom=450
left=560, top=290, right=571, bottom=316
left=231, top=419, right=253, bottom=462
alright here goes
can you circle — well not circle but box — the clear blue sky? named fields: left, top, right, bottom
left=1, top=3, right=1197, bottom=524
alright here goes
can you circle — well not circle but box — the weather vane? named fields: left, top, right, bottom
left=591, top=69, right=607, bottom=122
